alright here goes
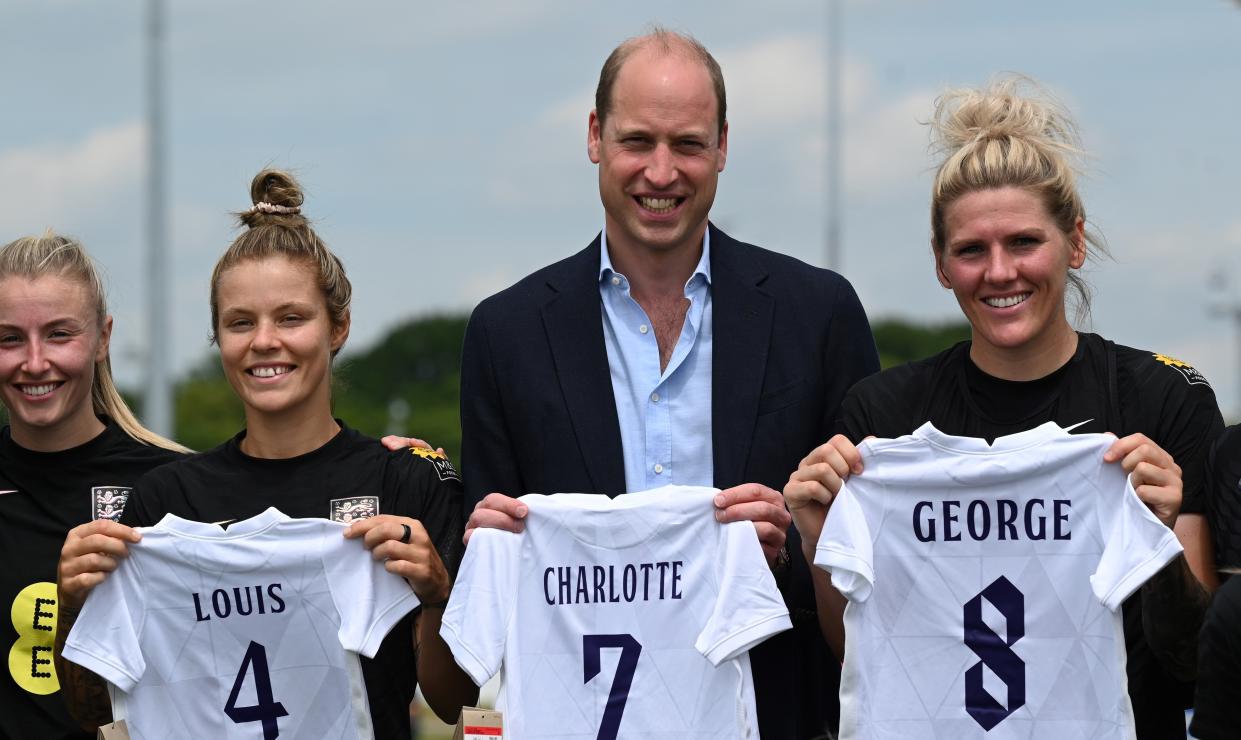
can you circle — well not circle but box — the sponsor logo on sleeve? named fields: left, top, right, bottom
left=91, top=486, right=132, bottom=522
left=1152, top=353, right=1212, bottom=388
left=330, top=496, right=379, bottom=523
left=410, top=447, right=461, bottom=483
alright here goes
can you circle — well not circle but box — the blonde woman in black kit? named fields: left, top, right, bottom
left=0, top=232, right=187, bottom=738
left=783, top=77, right=1223, bottom=738
left=55, top=170, right=478, bottom=738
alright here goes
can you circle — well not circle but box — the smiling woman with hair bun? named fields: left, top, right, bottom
left=783, top=75, right=1224, bottom=739
left=55, top=169, right=478, bottom=737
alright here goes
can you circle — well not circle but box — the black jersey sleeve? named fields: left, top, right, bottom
left=1117, top=349, right=1224, bottom=516
left=383, top=448, right=466, bottom=576
left=1206, top=426, right=1241, bottom=569
left=118, top=467, right=173, bottom=527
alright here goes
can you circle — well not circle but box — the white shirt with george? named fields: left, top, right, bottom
left=816, top=422, right=1182, bottom=740
left=441, top=485, right=791, bottom=739
left=63, top=507, right=419, bottom=740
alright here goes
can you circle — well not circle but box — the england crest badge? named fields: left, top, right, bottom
left=92, top=486, right=132, bottom=522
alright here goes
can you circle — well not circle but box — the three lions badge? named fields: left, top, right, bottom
left=91, top=487, right=131, bottom=522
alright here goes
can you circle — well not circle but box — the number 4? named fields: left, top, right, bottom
left=225, top=641, right=289, bottom=740
left=582, top=634, right=642, bottom=740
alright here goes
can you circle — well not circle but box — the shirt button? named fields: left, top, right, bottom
left=639, top=324, right=649, bottom=334
left=654, top=463, right=664, bottom=474
left=611, top=276, right=621, bottom=286
left=650, top=392, right=660, bottom=403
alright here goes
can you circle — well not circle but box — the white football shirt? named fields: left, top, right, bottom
left=816, top=422, right=1183, bottom=740
left=441, top=485, right=792, bottom=739
left=63, top=507, right=419, bottom=739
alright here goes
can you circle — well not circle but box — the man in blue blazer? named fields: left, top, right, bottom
left=459, top=28, right=878, bottom=739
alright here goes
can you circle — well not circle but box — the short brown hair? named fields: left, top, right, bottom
left=595, top=27, right=727, bottom=138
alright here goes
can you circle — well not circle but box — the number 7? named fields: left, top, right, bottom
left=582, top=634, right=642, bottom=740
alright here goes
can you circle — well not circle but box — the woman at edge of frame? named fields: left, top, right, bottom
left=53, top=169, right=479, bottom=738
left=0, top=232, right=189, bottom=740
left=1190, top=424, right=1241, bottom=740
left=783, top=76, right=1223, bottom=740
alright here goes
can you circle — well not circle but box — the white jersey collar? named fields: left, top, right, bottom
left=152, top=506, right=290, bottom=539
left=911, top=420, right=1070, bottom=454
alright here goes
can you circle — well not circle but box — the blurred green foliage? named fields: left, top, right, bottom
left=872, top=318, right=971, bottom=369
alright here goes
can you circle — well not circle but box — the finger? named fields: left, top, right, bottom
left=783, top=478, right=835, bottom=510
left=476, top=493, right=528, bottom=520
left=60, top=553, right=121, bottom=580
left=714, top=483, right=781, bottom=510
left=1129, top=459, right=1179, bottom=491
left=67, top=520, right=141, bottom=545
left=466, top=508, right=526, bottom=534
left=715, top=500, right=792, bottom=530
left=788, top=461, right=846, bottom=499
left=64, top=532, right=135, bottom=560
left=60, top=572, right=110, bottom=599
left=343, top=515, right=385, bottom=539
left=1103, top=433, right=1153, bottom=463
left=1120, top=445, right=1177, bottom=478
left=802, top=435, right=863, bottom=476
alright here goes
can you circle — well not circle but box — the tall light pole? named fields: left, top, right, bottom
left=1209, top=270, right=1241, bottom=420
left=825, top=0, right=843, bottom=272
left=145, top=0, right=173, bottom=436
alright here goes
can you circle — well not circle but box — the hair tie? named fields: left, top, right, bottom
left=249, top=201, right=300, bottom=215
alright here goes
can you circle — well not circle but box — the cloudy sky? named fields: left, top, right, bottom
left=3, top=0, right=1240, bottom=418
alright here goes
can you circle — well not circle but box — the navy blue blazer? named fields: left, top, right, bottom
left=460, top=223, right=879, bottom=738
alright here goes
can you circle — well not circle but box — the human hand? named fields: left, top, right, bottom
left=379, top=435, right=444, bottom=455
left=57, top=520, right=141, bottom=610
left=464, top=493, right=527, bottom=545
left=344, top=515, right=450, bottom=603
left=714, top=483, right=792, bottom=567
left=783, top=434, right=864, bottom=561
left=1104, top=433, right=1182, bottom=529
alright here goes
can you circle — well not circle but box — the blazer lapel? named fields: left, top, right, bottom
left=541, top=238, right=627, bottom=496
left=710, top=226, right=774, bottom=488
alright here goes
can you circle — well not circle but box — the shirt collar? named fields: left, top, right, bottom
left=598, top=226, right=713, bottom=288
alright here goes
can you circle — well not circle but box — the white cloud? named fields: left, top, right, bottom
left=0, top=122, right=145, bottom=234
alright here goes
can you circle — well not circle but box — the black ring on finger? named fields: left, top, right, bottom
left=400, top=523, right=412, bottom=544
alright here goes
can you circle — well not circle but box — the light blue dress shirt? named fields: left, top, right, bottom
left=599, top=229, right=713, bottom=492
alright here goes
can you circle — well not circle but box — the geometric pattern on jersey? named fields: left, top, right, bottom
left=816, top=423, right=1182, bottom=740
left=441, top=485, right=792, bottom=739
left=62, top=508, right=419, bottom=739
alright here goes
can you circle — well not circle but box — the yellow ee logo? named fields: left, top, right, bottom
left=8, top=582, right=59, bottom=695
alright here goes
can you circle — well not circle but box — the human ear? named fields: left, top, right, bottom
left=933, top=242, right=951, bottom=289
left=330, top=312, right=351, bottom=353
left=1068, top=217, right=1087, bottom=269
left=96, top=314, right=114, bottom=363
left=587, top=110, right=602, bottom=164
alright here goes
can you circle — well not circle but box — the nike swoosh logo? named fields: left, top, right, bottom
left=0, top=490, right=18, bottom=496
left=1062, top=419, right=1094, bottom=433
left=212, top=519, right=236, bottom=527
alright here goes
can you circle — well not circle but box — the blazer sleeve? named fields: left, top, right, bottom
left=460, top=303, right=526, bottom=509
left=822, top=275, right=880, bottom=437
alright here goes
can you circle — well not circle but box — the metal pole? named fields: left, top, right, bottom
left=825, top=0, right=843, bottom=272
left=145, top=0, right=172, bottom=436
